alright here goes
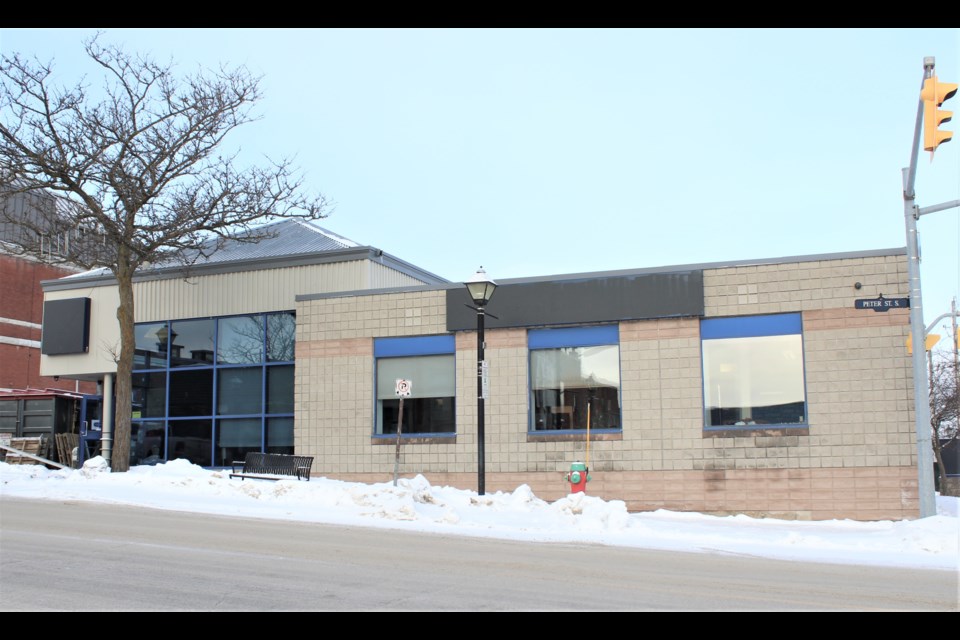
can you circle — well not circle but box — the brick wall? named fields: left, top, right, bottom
left=0, top=253, right=96, bottom=393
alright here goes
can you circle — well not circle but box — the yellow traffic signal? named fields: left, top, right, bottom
left=906, top=333, right=941, bottom=354
left=921, top=76, right=958, bottom=153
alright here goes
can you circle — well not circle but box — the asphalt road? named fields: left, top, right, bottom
left=1, top=498, right=956, bottom=611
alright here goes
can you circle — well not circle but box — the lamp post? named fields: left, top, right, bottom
left=465, top=267, right=497, bottom=496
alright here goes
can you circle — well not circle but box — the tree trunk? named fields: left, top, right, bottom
left=932, top=435, right=959, bottom=497
left=111, top=262, right=135, bottom=473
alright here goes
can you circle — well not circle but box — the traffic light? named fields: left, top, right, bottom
left=906, top=333, right=940, bottom=354
left=921, top=75, right=958, bottom=153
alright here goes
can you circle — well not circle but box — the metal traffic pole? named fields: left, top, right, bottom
left=902, top=56, right=959, bottom=517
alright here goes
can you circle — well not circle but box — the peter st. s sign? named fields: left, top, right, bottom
left=854, top=296, right=910, bottom=312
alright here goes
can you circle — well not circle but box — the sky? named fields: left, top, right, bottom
left=1, top=28, right=958, bottom=332
left=1, top=457, right=958, bottom=573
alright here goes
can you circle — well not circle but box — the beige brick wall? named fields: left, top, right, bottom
left=294, top=252, right=919, bottom=519
left=703, top=254, right=908, bottom=317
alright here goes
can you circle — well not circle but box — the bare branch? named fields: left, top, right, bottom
left=0, top=38, right=329, bottom=471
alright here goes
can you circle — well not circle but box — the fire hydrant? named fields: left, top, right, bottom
left=565, top=461, right=591, bottom=494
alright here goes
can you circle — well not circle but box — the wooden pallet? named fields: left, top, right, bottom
left=55, top=433, right=79, bottom=468
left=3, top=436, right=49, bottom=465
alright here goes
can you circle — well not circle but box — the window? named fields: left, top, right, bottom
left=217, top=316, right=265, bottom=364
left=267, top=312, right=296, bottom=362
left=132, top=312, right=296, bottom=466
left=134, top=322, right=168, bottom=369
left=169, top=319, right=215, bottom=367
left=701, top=313, right=807, bottom=429
left=132, top=371, right=166, bottom=418
left=528, top=326, right=621, bottom=432
left=217, top=367, right=262, bottom=415
left=215, top=418, right=262, bottom=467
left=374, top=336, right=455, bottom=436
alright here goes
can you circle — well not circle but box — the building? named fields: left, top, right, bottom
left=39, top=219, right=447, bottom=466
left=1, top=190, right=97, bottom=395
left=38, top=224, right=920, bottom=521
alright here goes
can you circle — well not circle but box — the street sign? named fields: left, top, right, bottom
left=479, top=360, right=489, bottom=399
left=854, top=296, right=910, bottom=312
left=395, top=379, right=412, bottom=397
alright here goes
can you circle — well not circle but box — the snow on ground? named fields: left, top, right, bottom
left=1, top=458, right=957, bottom=571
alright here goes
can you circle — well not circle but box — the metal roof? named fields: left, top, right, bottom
left=174, top=219, right=359, bottom=266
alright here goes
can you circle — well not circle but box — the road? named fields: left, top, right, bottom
left=1, top=498, right=956, bottom=611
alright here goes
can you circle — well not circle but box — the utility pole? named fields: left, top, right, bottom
left=903, top=57, right=958, bottom=518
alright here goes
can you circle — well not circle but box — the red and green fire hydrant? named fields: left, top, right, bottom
left=565, top=461, right=591, bottom=494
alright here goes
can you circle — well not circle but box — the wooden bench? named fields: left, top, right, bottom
left=229, top=452, right=314, bottom=482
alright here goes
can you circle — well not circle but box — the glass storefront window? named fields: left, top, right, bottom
left=168, top=369, right=213, bottom=417
left=267, top=365, right=294, bottom=414
left=130, top=420, right=166, bottom=466
left=530, top=346, right=621, bottom=431
left=134, top=322, right=168, bottom=369
left=133, top=311, right=295, bottom=466
left=132, top=371, right=167, bottom=418
left=216, top=418, right=262, bottom=467
left=218, top=367, right=263, bottom=416
left=267, top=312, right=296, bottom=362
left=168, top=419, right=212, bottom=466
left=169, top=318, right=215, bottom=367
left=701, top=313, right=807, bottom=428
left=217, top=316, right=265, bottom=364
left=528, top=326, right=622, bottom=432
left=267, top=417, right=294, bottom=455
left=376, top=354, right=455, bottom=435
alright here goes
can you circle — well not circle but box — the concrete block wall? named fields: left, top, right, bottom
left=294, top=252, right=919, bottom=519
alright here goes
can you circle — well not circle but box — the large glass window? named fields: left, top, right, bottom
left=267, top=365, right=294, bottom=414
left=374, top=336, right=455, bottom=436
left=529, top=326, right=621, bottom=432
left=267, top=312, right=296, bottom=362
left=168, top=369, right=213, bottom=417
left=168, top=419, right=212, bottom=466
left=216, top=418, right=262, bottom=467
left=266, top=417, right=294, bottom=455
left=217, top=316, right=265, bottom=364
left=130, top=421, right=166, bottom=466
left=218, top=367, right=263, bottom=416
left=132, top=311, right=295, bottom=467
left=132, top=372, right=166, bottom=418
left=170, top=319, right=215, bottom=367
left=134, top=322, right=168, bottom=369
left=701, top=313, right=807, bottom=429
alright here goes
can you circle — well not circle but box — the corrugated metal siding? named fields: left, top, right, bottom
left=134, top=261, right=368, bottom=321
left=367, top=261, right=431, bottom=289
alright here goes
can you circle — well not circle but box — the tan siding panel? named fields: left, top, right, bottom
left=134, top=261, right=368, bottom=321
left=367, top=261, right=433, bottom=289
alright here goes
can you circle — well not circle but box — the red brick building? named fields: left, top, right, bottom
left=1, top=250, right=97, bottom=394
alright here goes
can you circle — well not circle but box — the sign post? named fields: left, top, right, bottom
left=393, top=379, right=411, bottom=487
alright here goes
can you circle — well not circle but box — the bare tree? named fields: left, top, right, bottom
left=0, top=37, right=329, bottom=471
left=930, top=352, right=959, bottom=497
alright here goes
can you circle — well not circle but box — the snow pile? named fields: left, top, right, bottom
left=1, top=458, right=957, bottom=570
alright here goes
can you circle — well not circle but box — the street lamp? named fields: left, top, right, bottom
left=465, top=267, right=497, bottom=495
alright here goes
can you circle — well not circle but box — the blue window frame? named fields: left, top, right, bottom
left=528, top=326, right=622, bottom=432
left=701, top=313, right=807, bottom=430
left=374, top=335, right=456, bottom=437
left=131, top=311, right=296, bottom=467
